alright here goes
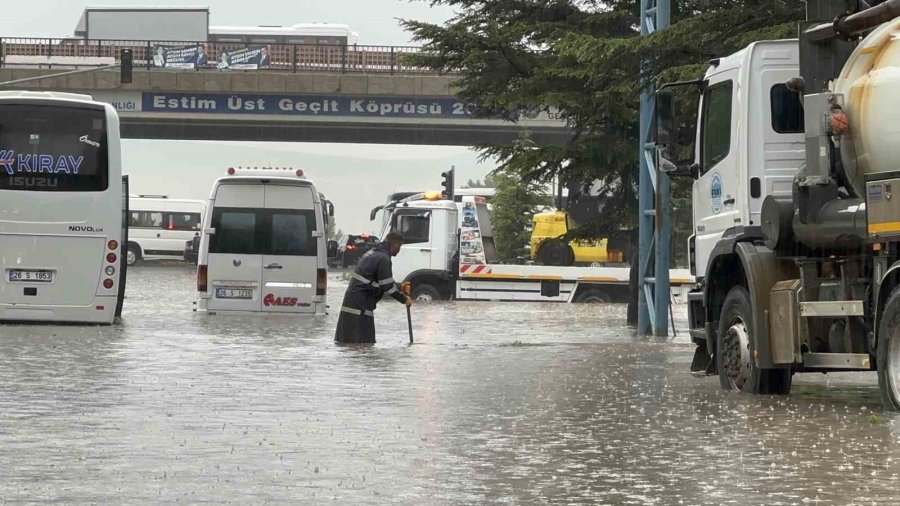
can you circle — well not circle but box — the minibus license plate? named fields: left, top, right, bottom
left=8, top=270, right=53, bottom=283
left=216, top=288, right=252, bottom=299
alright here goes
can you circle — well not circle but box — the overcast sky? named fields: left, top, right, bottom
left=4, top=0, right=454, bottom=45
left=6, top=1, right=489, bottom=234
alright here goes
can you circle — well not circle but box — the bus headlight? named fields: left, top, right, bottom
left=105, top=265, right=116, bottom=276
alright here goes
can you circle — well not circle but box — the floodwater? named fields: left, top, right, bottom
left=1, top=265, right=899, bottom=505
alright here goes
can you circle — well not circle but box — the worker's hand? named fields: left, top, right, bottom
left=405, top=295, right=413, bottom=307
left=401, top=282, right=411, bottom=295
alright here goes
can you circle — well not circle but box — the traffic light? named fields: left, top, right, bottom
left=441, top=166, right=455, bottom=201
left=120, top=49, right=133, bottom=84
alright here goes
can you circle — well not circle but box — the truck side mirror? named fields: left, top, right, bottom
left=327, top=240, right=338, bottom=259
left=656, top=89, right=676, bottom=147
left=369, top=205, right=384, bottom=221
left=328, top=201, right=335, bottom=217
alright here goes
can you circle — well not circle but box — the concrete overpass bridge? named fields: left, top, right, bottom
left=0, top=40, right=570, bottom=145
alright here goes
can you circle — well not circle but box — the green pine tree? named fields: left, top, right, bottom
left=491, top=169, right=552, bottom=262
left=402, top=0, right=804, bottom=265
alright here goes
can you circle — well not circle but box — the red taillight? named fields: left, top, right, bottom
left=106, top=253, right=117, bottom=263
left=346, top=244, right=356, bottom=251
left=107, top=240, right=118, bottom=250
left=198, top=265, right=208, bottom=292
left=316, top=268, right=326, bottom=296
left=103, top=279, right=114, bottom=289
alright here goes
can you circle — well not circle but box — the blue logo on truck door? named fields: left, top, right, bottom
left=711, top=173, right=723, bottom=213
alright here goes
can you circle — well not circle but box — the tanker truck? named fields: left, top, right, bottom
left=655, top=0, right=900, bottom=409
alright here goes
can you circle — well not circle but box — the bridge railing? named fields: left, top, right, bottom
left=0, top=37, right=445, bottom=75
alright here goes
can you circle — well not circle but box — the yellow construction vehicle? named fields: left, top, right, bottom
left=529, top=211, right=624, bottom=266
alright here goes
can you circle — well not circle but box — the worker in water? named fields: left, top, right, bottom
left=335, top=231, right=412, bottom=344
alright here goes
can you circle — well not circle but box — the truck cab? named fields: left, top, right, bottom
left=686, top=40, right=805, bottom=277
left=657, top=4, right=900, bottom=408
left=383, top=196, right=457, bottom=300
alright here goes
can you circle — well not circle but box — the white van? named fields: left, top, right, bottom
left=127, top=195, right=206, bottom=265
left=196, top=168, right=332, bottom=315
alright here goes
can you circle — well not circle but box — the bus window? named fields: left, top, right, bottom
left=269, top=210, right=317, bottom=256
left=0, top=104, right=108, bottom=192
left=210, top=209, right=258, bottom=255
left=168, top=212, right=202, bottom=231
left=130, top=211, right=164, bottom=228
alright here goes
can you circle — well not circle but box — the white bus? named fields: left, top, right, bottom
left=0, top=91, right=126, bottom=324
left=197, top=167, right=330, bottom=315
left=127, top=195, right=206, bottom=265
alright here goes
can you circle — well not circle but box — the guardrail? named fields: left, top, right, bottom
left=0, top=38, right=444, bottom=75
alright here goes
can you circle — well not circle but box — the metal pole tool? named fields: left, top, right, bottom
left=401, top=282, right=413, bottom=344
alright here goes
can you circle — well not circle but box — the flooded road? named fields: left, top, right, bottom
left=1, top=266, right=899, bottom=504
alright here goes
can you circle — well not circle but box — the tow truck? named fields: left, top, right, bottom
left=377, top=190, right=692, bottom=303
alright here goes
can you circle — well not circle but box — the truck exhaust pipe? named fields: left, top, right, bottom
left=806, top=0, right=900, bottom=41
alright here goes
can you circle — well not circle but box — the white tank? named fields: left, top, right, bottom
left=834, top=17, right=900, bottom=190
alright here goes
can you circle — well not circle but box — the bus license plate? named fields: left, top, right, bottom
left=216, top=288, right=252, bottom=299
left=8, top=270, right=53, bottom=283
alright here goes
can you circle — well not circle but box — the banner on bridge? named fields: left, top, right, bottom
left=143, top=92, right=476, bottom=119
left=91, top=91, right=565, bottom=124
left=152, top=44, right=209, bottom=69
left=216, top=46, right=271, bottom=70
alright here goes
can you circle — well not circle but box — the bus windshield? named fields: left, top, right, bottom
left=0, top=104, right=108, bottom=192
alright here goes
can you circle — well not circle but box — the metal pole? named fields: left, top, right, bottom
left=638, top=0, right=671, bottom=337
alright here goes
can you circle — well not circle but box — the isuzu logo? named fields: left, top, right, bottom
left=233, top=259, right=242, bottom=267
left=8, top=176, right=58, bottom=188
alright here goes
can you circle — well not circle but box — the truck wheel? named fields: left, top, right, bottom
left=412, top=283, right=442, bottom=302
left=126, top=244, right=142, bottom=267
left=716, top=286, right=791, bottom=394
left=877, top=288, right=900, bottom=411
left=538, top=240, right=573, bottom=266
left=575, top=288, right=610, bottom=303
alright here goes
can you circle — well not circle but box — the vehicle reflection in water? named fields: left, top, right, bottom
left=0, top=266, right=897, bottom=503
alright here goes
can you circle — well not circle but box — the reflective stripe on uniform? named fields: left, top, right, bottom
left=352, top=273, right=378, bottom=287
left=340, top=306, right=374, bottom=317
left=385, top=286, right=399, bottom=295
left=378, top=277, right=395, bottom=286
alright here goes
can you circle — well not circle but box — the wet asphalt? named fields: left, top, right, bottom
left=1, top=265, right=898, bottom=504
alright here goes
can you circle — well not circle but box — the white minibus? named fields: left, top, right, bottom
left=0, top=91, right=126, bottom=324
left=127, top=195, right=206, bottom=265
left=196, top=167, right=331, bottom=315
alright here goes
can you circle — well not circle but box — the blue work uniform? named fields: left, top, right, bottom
left=334, top=242, right=406, bottom=343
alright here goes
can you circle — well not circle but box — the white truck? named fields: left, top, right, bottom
left=378, top=192, right=692, bottom=303
left=656, top=1, right=900, bottom=407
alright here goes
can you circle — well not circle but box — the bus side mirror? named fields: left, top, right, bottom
left=327, top=240, right=338, bottom=259
left=328, top=201, right=335, bottom=217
